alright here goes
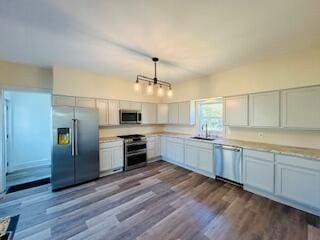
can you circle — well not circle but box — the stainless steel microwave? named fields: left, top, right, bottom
left=120, top=110, right=142, bottom=124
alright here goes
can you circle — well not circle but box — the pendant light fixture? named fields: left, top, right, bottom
left=134, top=57, right=172, bottom=97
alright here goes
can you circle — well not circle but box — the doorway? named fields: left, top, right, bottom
left=3, top=90, right=51, bottom=191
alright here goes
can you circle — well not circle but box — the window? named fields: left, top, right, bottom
left=198, top=99, right=223, bottom=135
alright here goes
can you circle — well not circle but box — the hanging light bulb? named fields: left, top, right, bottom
left=147, top=81, right=154, bottom=95
left=167, top=86, right=173, bottom=97
left=134, top=79, right=140, bottom=91
left=158, top=84, right=164, bottom=97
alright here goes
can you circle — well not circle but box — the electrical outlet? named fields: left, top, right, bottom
left=258, top=132, right=263, bottom=138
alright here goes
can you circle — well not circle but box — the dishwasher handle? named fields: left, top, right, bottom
left=215, top=145, right=241, bottom=152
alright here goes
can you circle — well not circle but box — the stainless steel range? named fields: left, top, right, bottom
left=117, top=134, right=147, bottom=171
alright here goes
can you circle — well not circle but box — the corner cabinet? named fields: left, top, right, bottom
left=166, top=137, right=184, bottom=164
left=275, top=154, right=320, bottom=210
left=224, top=95, right=249, bottom=127
left=168, top=103, right=179, bottom=124
left=281, top=86, right=320, bottom=129
left=141, top=103, right=157, bottom=124
left=249, top=91, right=280, bottom=127
left=157, top=104, right=169, bottom=124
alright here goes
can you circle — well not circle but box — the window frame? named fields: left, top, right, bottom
left=196, top=98, right=224, bottom=137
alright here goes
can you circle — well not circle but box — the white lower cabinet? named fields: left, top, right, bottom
left=99, top=141, right=124, bottom=173
left=147, top=136, right=160, bottom=161
left=161, top=136, right=167, bottom=158
left=166, top=137, right=184, bottom=164
left=198, top=148, right=214, bottom=174
left=184, top=144, right=198, bottom=168
left=243, top=149, right=275, bottom=194
left=275, top=154, right=320, bottom=209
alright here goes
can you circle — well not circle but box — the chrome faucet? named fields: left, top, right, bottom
left=202, top=123, right=209, bottom=138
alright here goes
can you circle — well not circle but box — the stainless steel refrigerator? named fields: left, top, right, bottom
left=52, top=106, right=99, bottom=191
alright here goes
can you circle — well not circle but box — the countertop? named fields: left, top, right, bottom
left=99, top=132, right=320, bottom=160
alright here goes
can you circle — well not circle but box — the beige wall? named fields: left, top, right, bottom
left=164, top=47, right=320, bottom=149
left=0, top=60, right=52, bottom=90
left=53, top=66, right=158, bottom=102
left=53, top=66, right=163, bottom=137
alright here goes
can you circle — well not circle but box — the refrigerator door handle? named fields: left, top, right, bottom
left=71, top=126, right=75, bottom=156
left=74, top=119, right=79, bottom=156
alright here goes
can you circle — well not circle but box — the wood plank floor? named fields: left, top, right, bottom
left=0, top=161, right=319, bottom=240
left=6, top=165, right=51, bottom=188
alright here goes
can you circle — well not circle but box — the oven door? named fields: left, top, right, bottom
left=120, top=110, right=138, bottom=124
left=125, top=150, right=147, bottom=171
left=126, top=142, right=147, bottom=153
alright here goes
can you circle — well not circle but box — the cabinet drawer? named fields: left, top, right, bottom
left=167, top=137, right=184, bottom=145
left=185, top=140, right=213, bottom=150
left=100, top=141, right=123, bottom=149
left=243, top=149, right=274, bottom=162
left=275, top=154, right=320, bottom=170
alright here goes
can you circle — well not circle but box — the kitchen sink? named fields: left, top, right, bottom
left=191, top=136, right=215, bottom=141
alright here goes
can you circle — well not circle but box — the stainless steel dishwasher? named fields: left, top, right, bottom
left=214, top=144, right=243, bottom=185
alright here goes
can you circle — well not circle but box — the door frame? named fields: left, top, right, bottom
left=0, top=87, right=52, bottom=192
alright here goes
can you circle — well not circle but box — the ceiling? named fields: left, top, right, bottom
left=0, top=0, right=320, bottom=83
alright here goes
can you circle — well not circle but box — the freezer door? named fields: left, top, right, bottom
left=74, top=107, right=99, bottom=184
left=52, top=106, right=75, bottom=190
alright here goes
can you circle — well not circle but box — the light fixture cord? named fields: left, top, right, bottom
left=154, top=61, right=157, bottom=80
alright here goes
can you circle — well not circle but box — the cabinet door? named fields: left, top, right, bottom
left=142, top=103, right=157, bottom=124
left=99, top=148, right=112, bottom=171
left=175, top=143, right=184, bottom=164
left=184, top=145, right=198, bottom=168
left=96, top=99, right=108, bottom=126
left=275, top=163, right=320, bottom=209
left=120, top=100, right=141, bottom=110
left=244, top=156, right=274, bottom=194
left=155, top=137, right=161, bottom=157
left=76, top=97, right=96, bottom=108
left=108, top=100, right=120, bottom=125
left=112, top=146, right=124, bottom=169
left=249, top=91, right=280, bottom=127
left=53, top=95, right=75, bottom=106
left=168, top=103, right=179, bottom=124
left=178, top=102, right=190, bottom=125
left=157, top=104, right=169, bottom=124
left=161, top=137, right=167, bottom=158
left=224, top=95, right=248, bottom=126
left=281, top=86, right=320, bottom=129
left=198, top=148, right=214, bottom=174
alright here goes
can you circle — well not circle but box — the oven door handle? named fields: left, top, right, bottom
left=126, top=141, right=147, bottom=146
left=126, top=150, right=147, bottom=156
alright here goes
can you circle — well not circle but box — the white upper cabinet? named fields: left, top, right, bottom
left=224, top=95, right=249, bottom=127
left=96, top=99, right=108, bottom=126
left=249, top=91, right=280, bottom=127
left=141, top=103, right=157, bottom=124
left=120, top=100, right=141, bottom=111
left=75, top=97, right=96, bottom=108
left=281, top=86, right=320, bottom=129
left=108, top=99, right=120, bottom=125
left=178, top=101, right=195, bottom=125
left=168, top=103, right=179, bottom=124
left=53, top=95, right=76, bottom=107
left=157, top=104, right=169, bottom=124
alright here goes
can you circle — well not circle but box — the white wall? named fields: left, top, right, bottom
left=5, top=91, right=51, bottom=172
